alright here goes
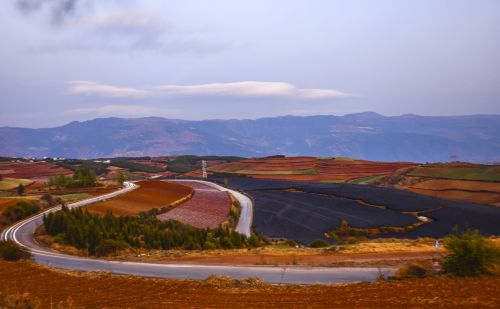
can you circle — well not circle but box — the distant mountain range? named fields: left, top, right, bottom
left=1, top=113, right=499, bottom=162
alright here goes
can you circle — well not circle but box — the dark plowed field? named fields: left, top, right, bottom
left=220, top=178, right=500, bottom=244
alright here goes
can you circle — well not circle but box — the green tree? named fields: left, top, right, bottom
left=117, top=172, right=126, bottom=186
left=442, top=230, right=500, bottom=277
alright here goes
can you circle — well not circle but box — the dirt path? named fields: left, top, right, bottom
left=117, top=250, right=438, bottom=267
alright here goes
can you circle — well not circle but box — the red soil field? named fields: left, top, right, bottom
left=209, top=157, right=417, bottom=183
left=1, top=261, right=499, bottom=308
left=0, top=161, right=73, bottom=179
left=157, top=181, right=231, bottom=229
left=86, top=181, right=193, bottom=215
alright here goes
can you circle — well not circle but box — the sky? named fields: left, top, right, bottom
left=1, top=0, right=499, bottom=128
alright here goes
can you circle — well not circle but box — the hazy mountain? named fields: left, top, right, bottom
left=1, top=113, right=499, bottom=162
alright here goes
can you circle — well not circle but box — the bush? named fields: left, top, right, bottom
left=0, top=241, right=31, bottom=261
left=309, top=239, right=330, bottom=248
left=395, top=261, right=434, bottom=279
left=3, top=200, right=39, bottom=222
left=286, top=240, right=297, bottom=247
left=442, top=230, right=500, bottom=277
left=95, top=239, right=127, bottom=257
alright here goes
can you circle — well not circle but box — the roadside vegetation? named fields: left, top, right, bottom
left=0, top=200, right=40, bottom=231
left=0, top=194, right=61, bottom=231
left=442, top=229, right=500, bottom=277
left=0, top=240, right=31, bottom=261
left=43, top=206, right=267, bottom=256
left=393, top=230, right=500, bottom=281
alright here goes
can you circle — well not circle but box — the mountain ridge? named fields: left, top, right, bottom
left=1, top=113, right=499, bottom=162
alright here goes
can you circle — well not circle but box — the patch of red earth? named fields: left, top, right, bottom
left=157, top=181, right=231, bottom=229
left=0, top=161, right=73, bottom=179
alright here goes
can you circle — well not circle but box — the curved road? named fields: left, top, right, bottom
left=1, top=180, right=394, bottom=284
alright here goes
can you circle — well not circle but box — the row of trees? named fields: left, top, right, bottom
left=48, top=167, right=98, bottom=189
left=43, top=206, right=267, bottom=256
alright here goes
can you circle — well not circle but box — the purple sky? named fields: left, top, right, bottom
left=1, top=0, right=499, bottom=128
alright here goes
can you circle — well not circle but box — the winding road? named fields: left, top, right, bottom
left=1, top=180, right=395, bottom=284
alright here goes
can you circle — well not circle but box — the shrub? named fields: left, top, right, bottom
left=286, top=240, right=297, bottom=247
left=442, top=230, right=500, bottom=277
left=0, top=241, right=31, bottom=261
left=395, top=261, right=434, bottom=279
left=3, top=200, right=40, bottom=222
left=95, top=239, right=127, bottom=257
left=309, top=239, right=330, bottom=248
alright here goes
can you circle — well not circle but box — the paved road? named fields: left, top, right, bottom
left=167, top=179, right=253, bottom=237
left=1, top=181, right=395, bottom=284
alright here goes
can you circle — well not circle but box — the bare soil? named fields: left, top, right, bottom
left=86, top=181, right=192, bottom=215
left=0, top=260, right=499, bottom=308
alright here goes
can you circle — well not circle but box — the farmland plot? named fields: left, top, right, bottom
left=86, top=181, right=192, bottom=215
left=157, top=181, right=232, bottom=229
left=221, top=178, right=500, bottom=244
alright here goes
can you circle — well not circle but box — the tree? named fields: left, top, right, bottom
left=117, top=172, right=126, bottom=186
left=442, top=230, right=500, bottom=277
left=16, top=184, right=25, bottom=196
left=309, top=239, right=330, bottom=248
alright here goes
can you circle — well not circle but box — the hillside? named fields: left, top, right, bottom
left=1, top=113, right=499, bottom=162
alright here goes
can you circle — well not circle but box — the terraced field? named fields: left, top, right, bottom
left=86, top=181, right=193, bottom=215
left=210, top=156, right=416, bottom=182
left=157, top=181, right=232, bottom=229
left=373, top=163, right=500, bottom=206
left=222, top=178, right=500, bottom=244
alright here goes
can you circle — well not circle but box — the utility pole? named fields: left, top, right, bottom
left=202, top=160, right=207, bottom=179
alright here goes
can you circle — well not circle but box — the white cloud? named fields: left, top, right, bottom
left=66, top=80, right=354, bottom=100
left=156, top=81, right=296, bottom=97
left=62, top=104, right=178, bottom=117
left=66, top=81, right=152, bottom=98
left=297, top=88, right=352, bottom=99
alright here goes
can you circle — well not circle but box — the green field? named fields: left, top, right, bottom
left=407, top=166, right=500, bottom=182
left=0, top=178, right=33, bottom=190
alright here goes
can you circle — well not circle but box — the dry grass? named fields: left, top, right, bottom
left=0, top=178, right=33, bottom=190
